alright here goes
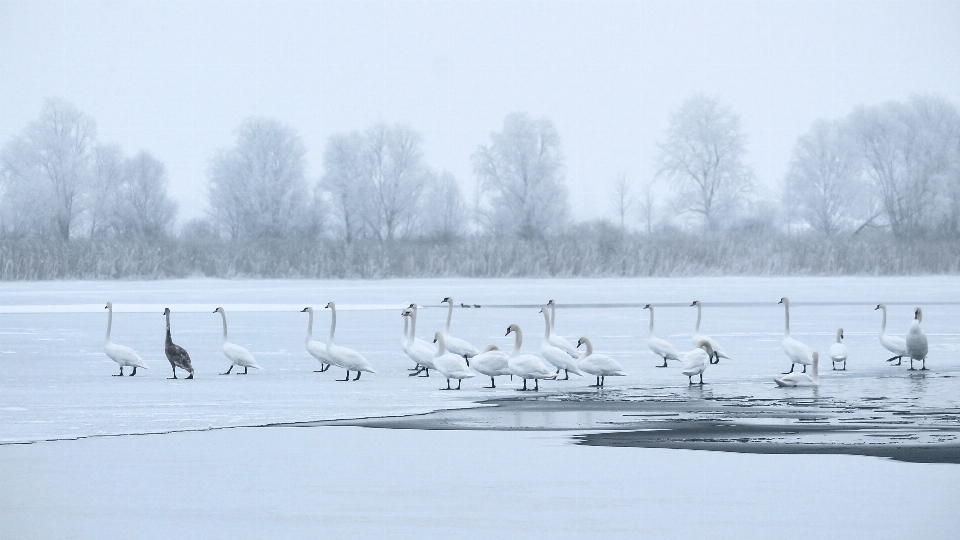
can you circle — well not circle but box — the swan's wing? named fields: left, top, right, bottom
left=541, top=342, right=583, bottom=373
left=648, top=337, right=680, bottom=360
left=880, top=334, right=907, bottom=355
left=580, top=354, right=626, bottom=376
left=782, top=337, right=812, bottom=364
left=444, top=335, right=479, bottom=357
left=549, top=334, right=580, bottom=358
left=330, top=345, right=376, bottom=373
left=472, top=351, right=510, bottom=376
left=829, top=343, right=847, bottom=361
left=223, top=341, right=258, bottom=367
left=106, top=342, right=148, bottom=368
left=306, top=340, right=332, bottom=363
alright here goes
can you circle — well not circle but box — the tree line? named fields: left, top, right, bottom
left=1, top=94, right=958, bottom=279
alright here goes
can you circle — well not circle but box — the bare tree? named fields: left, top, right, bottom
left=610, top=172, right=635, bottom=231
left=88, top=144, right=124, bottom=239
left=421, top=171, right=465, bottom=240
left=637, top=177, right=657, bottom=235
left=657, top=95, right=754, bottom=229
left=207, top=118, right=309, bottom=240
left=363, top=124, right=429, bottom=241
left=784, top=119, right=863, bottom=236
left=472, top=112, right=569, bottom=238
left=320, top=132, right=369, bottom=243
left=0, top=98, right=96, bottom=240
left=112, top=151, right=177, bottom=238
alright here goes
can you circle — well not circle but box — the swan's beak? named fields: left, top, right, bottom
left=442, top=297, right=450, bottom=303
left=301, top=308, right=308, bottom=312
left=778, top=299, right=783, bottom=304
left=643, top=304, right=650, bottom=310
left=577, top=339, right=583, bottom=348
left=211, top=309, right=217, bottom=313
left=433, top=337, right=437, bottom=343
left=505, top=328, right=512, bottom=336
left=874, top=305, right=880, bottom=310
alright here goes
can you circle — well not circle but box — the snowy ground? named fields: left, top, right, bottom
left=1, top=277, right=958, bottom=537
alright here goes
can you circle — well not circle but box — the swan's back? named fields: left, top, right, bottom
left=692, top=332, right=728, bottom=358
left=306, top=339, right=333, bottom=365
left=829, top=342, right=847, bottom=362
left=510, top=353, right=554, bottom=378
left=782, top=335, right=813, bottom=365
left=222, top=340, right=259, bottom=368
left=407, top=340, right=437, bottom=368
left=549, top=334, right=580, bottom=358
left=541, top=341, right=583, bottom=373
left=434, top=352, right=474, bottom=379
left=906, top=321, right=928, bottom=359
left=105, top=340, right=147, bottom=368
left=443, top=334, right=479, bottom=358
left=681, top=348, right=708, bottom=376
left=471, top=349, right=511, bottom=376
left=579, top=353, right=626, bottom=377
left=775, top=372, right=817, bottom=387
left=329, top=344, right=376, bottom=373
left=647, top=336, right=680, bottom=360
left=880, top=333, right=907, bottom=355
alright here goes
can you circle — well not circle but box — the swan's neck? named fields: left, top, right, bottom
left=647, top=307, right=655, bottom=336
left=327, top=306, right=337, bottom=347
left=435, top=334, right=446, bottom=356
left=105, top=306, right=113, bottom=343
left=542, top=310, right=551, bottom=340
left=695, top=303, right=702, bottom=333
left=783, top=302, right=791, bottom=336
left=445, top=302, right=453, bottom=333
left=584, top=339, right=593, bottom=356
left=550, top=303, right=556, bottom=330
left=306, top=309, right=314, bottom=343
left=402, top=315, right=409, bottom=343
left=219, top=310, right=228, bottom=342
left=511, top=329, right=522, bottom=356
left=836, top=329, right=842, bottom=343
left=879, top=306, right=887, bottom=336
left=410, top=307, right=419, bottom=343
left=165, top=312, right=172, bottom=344
left=812, top=356, right=819, bottom=381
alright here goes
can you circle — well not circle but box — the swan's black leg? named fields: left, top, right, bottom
left=801, top=365, right=807, bottom=374
left=186, top=373, right=194, bottom=379
left=517, top=379, right=528, bottom=391
left=601, top=376, right=606, bottom=387
left=895, top=357, right=902, bottom=366
left=842, top=360, right=846, bottom=371
left=464, top=355, right=470, bottom=367
left=221, top=365, right=233, bottom=375
left=114, top=367, right=124, bottom=377
left=418, top=368, right=430, bottom=377
left=564, top=369, right=569, bottom=380
left=441, top=378, right=452, bottom=390
left=456, top=379, right=462, bottom=390
left=921, top=358, right=927, bottom=370
left=657, top=358, right=668, bottom=368
left=909, top=358, right=916, bottom=371
left=169, top=366, right=177, bottom=379
left=688, top=375, right=693, bottom=385
left=484, top=377, right=496, bottom=389
left=130, top=367, right=137, bottom=376
left=354, top=371, right=362, bottom=381
left=534, top=379, right=539, bottom=391
left=782, top=363, right=795, bottom=374
left=238, top=366, right=248, bottom=375
left=699, top=373, right=704, bottom=385
left=340, top=370, right=350, bottom=381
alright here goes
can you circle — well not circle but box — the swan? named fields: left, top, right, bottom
left=402, top=306, right=437, bottom=377
left=470, top=344, right=512, bottom=388
left=546, top=299, right=580, bottom=358
left=440, top=297, right=480, bottom=361
left=829, top=328, right=847, bottom=371
left=643, top=304, right=681, bottom=367
left=301, top=307, right=334, bottom=373
left=103, top=302, right=148, bottom=376
left=400, top=305, right=420, bottom=372
left=432, top=332, right=475, bottom=390
left=575, top=336, right=626, bottom=388
left=324, top=302, right=377, bottom=381
left=539, top=307, right=584, bottom=379
left=214, top=307, right=261, bottom=375
left=905, top=307, right=929, bottom=371
left=690, top=300, right=730, bottom=364
left=505, top=323, right=557, bottom=391
left=779, top=297, right=813, bottom=374
left=875, top=303, right=907, bottom=365
left=680, top=339, right=715, bottom=385
left=775, top=351, right=820, bottom=387
left=163, top=308, right=193, bottom=379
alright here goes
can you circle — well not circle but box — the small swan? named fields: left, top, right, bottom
left=301, top=307, right=334, bottom=373
left=214, top=307, right=260, bottom=375
left=103, top=302, right=148, bottom=376
left=690, top=300, right=730, bottom=364
left=402, top=306, right=437, bottom=377
left=470, top=345, right=511, bottom=388
left=546, top=299, right=580, bottom=358
left=505, top=323, right=557, bottom=391
left=324, top=302, right=376, bottom=381
left=440, top=297, right=480, bottom=362
left=779, top=297, right=813, bottom=374
left=644, top=304, right=681, bottom=367
left=905, top=307, right=929, bottom=371
left=829, top=328, right=847, bottom=371
left=540, top=307, right=584, bottom=379
left=875, top=303, right=907, bottom=365
left=432, top=332, right=475, bottom=390
left=775, top=351, right=820, bottom=387
left=576, top=336, right=626, bottom=388
left=163, top=308, right=193, bottom=379
left=680, top=339, right=715, bottom=385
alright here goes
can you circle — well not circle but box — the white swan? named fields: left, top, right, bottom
left=302, top=307, right=334, bottom=373
left=163, top=308, right=193, bottom=379
left=680, top=339, right=715, bottom=385
left=775, top=351, right=820, bottom=387
left=440, top=297, right=480, bottom=361
left=103, top=302, right=148, bottom=376
left=829, top=328, right=847, bottom=371
left=690, top=300, right=730, bottom=364
left=505, top=323, right=557, bottom=391
left=779, top=297, right=813, bottom=374
left=402, top=305, right=437, bottom=377
left=644, top=304, right=681, bottom=367
left=906, top=307, right=929, bottom=371
left=214, top=307, right=261, bottom=375
left=470, top=345, right=512, bottom=388
left=575, top=336, right=626, bottom=388
left=540, top=307, right=584, bottom=379
left=324, top=302, right=377, bottom=381
left=546, top=299, right=580, bottom=358
left=875, top=303, right=907, bottom=365
left=432, top=332, right=475, bottom=390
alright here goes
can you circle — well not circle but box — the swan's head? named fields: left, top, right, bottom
left=325, top=302, right=334, bottom=309
left=213, top=307, right=224, bottom=314
left=915, top=307, right=923, bottom=322
left=779, top=297, right=788, bottom=305
left=163, top=307, right=171, bottom=315
left=691, top=300, right=700, bottom=307
left=401, top=309, right=411, bottom=317
left=442, top=297, right=452, bottom=304
left=837, top=328, right=844, bottom=342
left=695, top=339, right=715, bottom=357
left=483, top=344, right=500, bottom=352
left=408, top=303, right=417, bottom=311
left=874, top=303, right=883, bottom=310
left=812, top=351, right=819, bottom=363
left=506, top=324, right=520, bottom=336
left=643, top=304, right=651, bottom=310
left=538, top=307, right=544, bottom=314
left=104, top=302, right=111, bottom=310
left=547, top=299, right=555, bottom=306
left=433, top=332, right=443, bottom=345
left=301, top=307, right=311, bottom=313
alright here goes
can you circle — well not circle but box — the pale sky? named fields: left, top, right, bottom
left=2, top=0, right=959, bottom=225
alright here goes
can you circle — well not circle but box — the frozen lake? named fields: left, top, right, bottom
left=2, top=277, right=959, bottom=538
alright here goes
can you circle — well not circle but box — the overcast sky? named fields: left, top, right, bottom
left=2, top=0, right=959, bottom=224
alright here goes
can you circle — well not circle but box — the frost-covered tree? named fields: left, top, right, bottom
left=112, top=151, right=177, bottom=238
left=849, top=95, right=960, bottom=238
left=88, top=144, right=124, bottom=239
left=207, top=118, right=309, bottom=240
left=421, top=171, right=465, bottom=240
left=472, top=113, right=568, bottom=238
left=610, top=172, right=635, bottom=231
left=637, top=177, right=657, bottom=235
left=657, top=95, right=754, bottom=229
left=784, top=119, right=863, bottom=236
left=320, top=132, right=368, bottom=243
left=363, top=124, right=429, bottom=241
left=0, top=98, right=96, bottom=240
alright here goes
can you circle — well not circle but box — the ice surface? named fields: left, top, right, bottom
left=1, top=276, right=958, bottom=443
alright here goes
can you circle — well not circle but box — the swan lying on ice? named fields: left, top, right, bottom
left=775, top=351, right=820, bottom=387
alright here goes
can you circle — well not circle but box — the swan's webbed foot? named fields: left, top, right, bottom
left=113, top=367, right=124, bottom=377
left=129, top=367, right=138, bottom=376
left=418, top=368, right=430, bottom=377
left=699, top=374, right=704, bottom=385
left=221, top=365, right=233, bottom=375
left=186, top=373, right=194, bottom=379
left=441, top=378, right=453, bottom=390
left=782, top=364, right=795, bottom=375
left=483, top=377, right=496, bottom=389
left=563, top=370, right=569, bottom=380
left=456, top=380, right=462, bottom=390
left=354, top=371, right=362, bottom=380
left=801, top=365, right=807, bottom=374
left=657, top=359, right=668, bottom=368
left=339, top=371, right=351, bottom=381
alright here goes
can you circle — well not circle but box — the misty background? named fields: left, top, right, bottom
left=1, top=1, right=959, bottom=278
